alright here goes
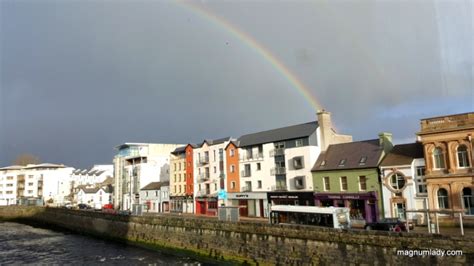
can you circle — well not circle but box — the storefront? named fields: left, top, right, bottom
left=227, top=192, right=268, bottom=218
left=267, top=192, right=315, bottom=206
left=195, top=197, right=218, bottom=216
left=314, top=192, right=379, bottom=223
left=170, top=196, right=194, bottom=214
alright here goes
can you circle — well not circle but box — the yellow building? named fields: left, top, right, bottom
left=169, top=146, right=188, bottom=213
left=417, top=112, right=474, bottom=223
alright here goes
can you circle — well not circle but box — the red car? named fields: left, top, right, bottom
left=103, top=204, right=113, bottom=209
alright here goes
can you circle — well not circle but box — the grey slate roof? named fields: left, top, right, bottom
left=141, top=181, right=170, bottom=191
left=202, top=137, right=231, bottom=146
left=312, top=139, right=384, bottom=171
left=238, top=121, right=318, bottom=147
left=171, top=146, right=187, bottom=154
left=380, top=143, right=424, bottom=167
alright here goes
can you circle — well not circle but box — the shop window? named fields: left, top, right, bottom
left=457, top=145, right=470, bottom=168
left=433, top=147, right=446, bottom=169
left=462, top=188, right=474, bottom=215
left=437, top=188, right=449, bottom=209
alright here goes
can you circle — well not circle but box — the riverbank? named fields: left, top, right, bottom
left=1, top=206, right=473, bottom=265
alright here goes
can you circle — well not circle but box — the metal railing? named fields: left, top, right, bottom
left=198, top=173, right=210, bottom=182
left=239, top=153, right=264, bottom=161
left=270, top=167, right=286, bottom=175
left=241, top=185, right=252, bottom=192
left=270, top=149, right=285, bottom=157
left=197, top=156, right=209, bottom=165
left=271, top=184, right=288, bottom=191
left=241, top=170, right=251, bottom=177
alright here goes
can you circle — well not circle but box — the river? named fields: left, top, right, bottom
left=0, top=222, right=217, bottom=265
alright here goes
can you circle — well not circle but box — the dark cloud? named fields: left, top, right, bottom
left=1, top=0, right=472, bottom=168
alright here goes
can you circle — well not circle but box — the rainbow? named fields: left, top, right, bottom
left=174, top=1, right=323, bottom=111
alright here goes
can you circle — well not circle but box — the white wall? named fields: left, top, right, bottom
left=285, top=145, right=321, bottom=191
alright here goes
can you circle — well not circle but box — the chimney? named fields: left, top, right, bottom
left=378, top=132, right=393, bottom=155
left=317, top=110, right=333, bottom=151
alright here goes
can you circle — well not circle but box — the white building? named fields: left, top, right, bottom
left=140, top=181, right=170, bottom=213
left=193, top=137, right=233, bottom=216
left=77, top=186, right=113, bottom=209
left=0, top=164, right=74, bottom=206
left=71, top=165, right=113, bottom=186
left=379, top=143, right=427, bottom=224
left=113, top=143, right=182, bottom=211
left=227, top=111, right=352, bottom=218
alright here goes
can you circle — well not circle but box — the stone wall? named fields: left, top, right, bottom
left=1, top=206, right=473, bottom=265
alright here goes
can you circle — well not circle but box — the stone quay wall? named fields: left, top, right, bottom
left=0, top=206, right=473, bottom=265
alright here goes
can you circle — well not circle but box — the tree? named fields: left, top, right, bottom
left=13, top=153, right=41, bottom=166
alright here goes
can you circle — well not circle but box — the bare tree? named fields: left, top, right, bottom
left=13, top=153, right=41, bottom=166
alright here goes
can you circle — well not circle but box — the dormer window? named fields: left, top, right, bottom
left=338, top=159, right=346, bottom=167
left=320, top=160, right=326, bottom=167
left=359, top=156, right=367, bottom=165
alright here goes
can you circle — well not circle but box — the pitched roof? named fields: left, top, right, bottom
left=82, top=187, right=100, bottom=194
left=171, top=145, right=187, bottom=154
left=380, top=142, right=424, bottom=166
left=238, top=121, right=318, bottom=147
left=312, top=139, right=383, bottom=171
left=141, top=181, right=170, bottom=190
left=200, top=137, right=231, bottom=147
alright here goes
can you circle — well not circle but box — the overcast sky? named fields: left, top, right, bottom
left=1, top=0, right=472, bottom=168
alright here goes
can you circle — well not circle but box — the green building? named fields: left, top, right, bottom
left=311, top=133, right=393, bottom=223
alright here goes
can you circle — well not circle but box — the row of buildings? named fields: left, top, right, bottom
left=1, top=111, right=472, bottom=225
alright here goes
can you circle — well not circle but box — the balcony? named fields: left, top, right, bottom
left=198, top=173, right=210, bottom=182
left=420, top=113, right=474, bottom=133
left=197, top=188, right=211, bottom=196
left=197, top=156, right=209, bottom=166
left=271, top=184, right=288, bottom=191
left=271, top=167, right=286, bottom=175
left=241, top=185, right=252, bottom=192
left=270, top=148, right=285, bottom=157
left=241, top=170, right=251, bottom=177
left=239, top=153, right=264, bottom=162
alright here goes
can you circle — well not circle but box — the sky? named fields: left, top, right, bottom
left=0, top=0, right=473, bottom=168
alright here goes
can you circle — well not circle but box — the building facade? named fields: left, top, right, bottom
left=417, top=112, right=474, bottom=222
left=379, top=143, right=427, bottom=224
left=0, top=164, right=74, bottom=206
left=113, top=143, right=182, bottom=211
left=194, top=138, right=232, bottom=216
left=71, top=165, right=113, bottom=187
left=140, top=181, right=170, bottom=213
left=312, top=133, right=393, bottom=223
left=169, top=146, right=188, bottom=213
left=77, top=186, right=113, bottom=209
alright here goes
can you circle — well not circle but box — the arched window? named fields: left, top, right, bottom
left=462, top=188, right=474, bottom=215
left=390, top=173, right=406, bottom=190
left=437, top=188, right=449, bottom=209
left=433, top=147, right=446, bottom=169
left=457, top=145, right=470, bottom=168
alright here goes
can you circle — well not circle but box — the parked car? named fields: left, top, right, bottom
left=103, top=204, right=113, bottom=209
left=365, top=218, right=413, bottom=232
left=78, top=203, right=90, bottom=210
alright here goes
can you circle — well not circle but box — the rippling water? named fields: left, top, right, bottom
left=0, top=222, right=215, bottom=265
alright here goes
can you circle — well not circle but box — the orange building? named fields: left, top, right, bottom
left=225, top=141, right=240, bottom=193
left=183, top=144, right=197, bottom=213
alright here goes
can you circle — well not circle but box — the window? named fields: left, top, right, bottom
left=184, top=162, right=186, bottom=170
left=179, top=163, right=181, bottom=171
left=231, top=182, right=236, bottom=189
left=323, top=177, right=330, bottom=191
left=146, top=192, right=149, bottom=197
left=179, top=186, right=181, bottom=193
left=390, top=173, right=405, bottom=190
left=293, top=156, right=304, bottom=169
left=257, top=180, right=262, bottom=188
left=28, top=175, right=34, bottom=179
left=295, top=139, right=303, bottom=147
left=275, top=142, right=285, bottom=149
left=294, top=176, right=304, bottom=189
left=214, top=183, right=217, bottom=190
left=214, top=150, right=216, bottom=162
left=359, top=176, right=366, bottom=191
left=214, top=166, right=217, bottom=173
left=320, top=160, right=326, bottom=167
left=7, top=176, right=13, bottom=180
left=457, top=145, right=470, bottom=168
left=438, top=188, right=449, bottom=209
left=340, top=176, right=347, bottom=191
left=359, top=156, right=367, bottom=165
left=433, top=147, right=445, bottom=169
left=28, top=182, right=34, bottom=186
left=174, top=163, right=177, bottom=171
left=174, top=174, right=176, bottom=182
left=230, top=165, right=235, bottom=173
left=178, top=174, right=181, bottom=182
left=462, top=188, right=473, bottom=215
left=6, top=184, right=13, bottom=187
left=257, top=163, right=261, bottom=171
left=416, top=166, right=425, bottom=177
left=338, top=159, right=346, bottom=167
left=155, top=191, right=158, bottom=196
left=415, top=166, right=427, bottom=194
left=27, top=190, right=33, bottom=194
left=230, top=149, right=235, bottom=157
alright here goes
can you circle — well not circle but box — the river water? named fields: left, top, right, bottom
left=0, top=222, right=216, bottom=265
